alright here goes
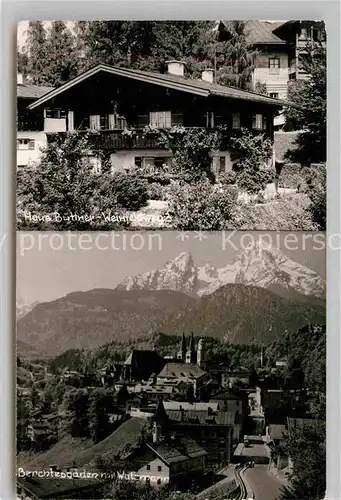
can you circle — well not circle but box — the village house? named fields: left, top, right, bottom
left=23, top=61, right=284, bottom=172
left=218, top=20, right=326, bottom=99
left=121, top=350, right=165, bottom=383
left=160, top=400, right=242, bottom=465
left=17, top=75, right=54, bottom=168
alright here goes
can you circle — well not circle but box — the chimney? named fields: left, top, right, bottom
left=201, top=69, right=214, bottom=83
left=166, top=60, right=185, bottom=77
left=17, top=73, right=23, bottom=85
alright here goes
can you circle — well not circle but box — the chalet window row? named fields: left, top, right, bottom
left=43, top=109, right=269, bottom=131
left=17, top=138, right=35, bottom=150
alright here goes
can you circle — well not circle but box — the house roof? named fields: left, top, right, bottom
left=17, top=477, right=103, bottom=499
left=166, top=409, right=237, bottom=426
left=163, top=401, right=219, bottom=412
left=268, top=424, right=287, bottom=440
left=219, top=20, right=286, bottom=45
left=28, top=63, right=287, bottom=111
left=157, top=362, right=206, bottom=380
left=147, top=436, right=207, bottom=465
left=210, top=389, right=245, bottom=401
left=17, top=83, right=54, bottom=100
left=245, top=20, right=287, bottom=45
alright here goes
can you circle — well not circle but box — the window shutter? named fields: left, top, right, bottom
left=90, top=115, right=100, bottom=130
left=211, top=156, right=219, bottom=174
left=108, top=114, right=116, bottom=130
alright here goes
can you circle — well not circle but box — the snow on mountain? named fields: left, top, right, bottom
left=115, top=244, right=325, bottom=299
left=16, top=299, right=39, bottom=320
left=116, top=252, right=199, bottom=296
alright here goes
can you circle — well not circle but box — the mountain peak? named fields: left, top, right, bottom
left=116, top=246, right=324, bottom=300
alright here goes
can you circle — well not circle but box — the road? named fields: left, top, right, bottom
left=244, top=464, right=285, bottom=500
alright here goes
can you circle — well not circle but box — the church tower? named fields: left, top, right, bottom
left=197, top=338, right=205, bottom=368
left=177, top=333, right=186, bottom=361
left=186, top=332, right=196, bottom=364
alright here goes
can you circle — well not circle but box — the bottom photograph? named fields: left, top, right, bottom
left=16, top=231, right=326, bottom=500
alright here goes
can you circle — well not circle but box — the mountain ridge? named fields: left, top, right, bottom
left=116, top=246, right=325, bottom=299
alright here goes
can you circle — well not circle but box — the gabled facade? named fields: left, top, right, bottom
left=26, top=61, right=284, bottom=173
left=218, top=20, right=326, bottom=101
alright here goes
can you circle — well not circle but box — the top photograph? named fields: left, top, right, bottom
left=16, top=20, right=326, bottom=231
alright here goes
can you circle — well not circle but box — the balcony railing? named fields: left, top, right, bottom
left=88, top=129, right=165, bottom=150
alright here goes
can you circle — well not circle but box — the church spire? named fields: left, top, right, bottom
left=177, top=332, right=186, bottom=361
left=186, top=332, right=196, bottom=364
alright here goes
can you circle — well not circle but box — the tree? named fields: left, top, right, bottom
left=44, top=21, right=78, bottom=85
left=88, top=388, right=114, bottom=443
left=279, top=421, right=325, bottom=500
left=24, top=21, right=48, bottom=84
left=216, top=21, right=258, bottom=90
left=284, top=41, right=326, bottom=164
left=16, top=131, right=129, bottom=230
left=63, top=389, right=90, bottom=438
left=17, top=46, right=28, bottom=80
left=83, top=21, right=158, bottom=70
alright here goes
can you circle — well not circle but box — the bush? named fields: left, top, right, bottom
left=147, top=182, right=167, bottom=201
left=110, top=169, right=149, bottom=211
left=232, top=194, right=318, bottom=230
left=278, top=163, right=306, bottom=190
left=167, top=182, right=238, bottom=230
left=16, top=132, right=128, bottom=230
left=216, top=170, right=237, bottom=186
left=303, top=163, right=326, bottom=230
left=229, top=128, right=273, bottom=193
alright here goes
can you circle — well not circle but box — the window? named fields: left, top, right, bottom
left=252, top=114, right=263, bottom=130
left=269, top=92, right=279, bottom=99
left=143, top=157, right=155, bottom=168
left=157, top=479, right=161, bottom=485
left=146, top=464, right=151, bottom=471
left=262, top=116, right=268, bottom=131
left=232, top=113, right=240, bottom=129
left=269, top=58, right=280, bottom=75
left=17, top=138, right=35, bottom=150
left=45, top=108, right=66, bottom=119
left=149, top=111, right=172, bottom=128
left=219, top=157, right=226, bottom=174
left=154, top=157, right=169, bottom=169
left=157, top=465, right=162, bottom=472
left=134, top=157, right=142, bottom=168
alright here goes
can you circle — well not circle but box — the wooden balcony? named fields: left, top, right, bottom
left=88, top=129, right=165, bottom=150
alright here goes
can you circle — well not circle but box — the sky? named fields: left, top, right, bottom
left=16, top=231, right=326, bottom=304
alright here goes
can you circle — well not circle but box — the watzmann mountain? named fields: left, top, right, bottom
left=116, top=245, right=325, bottom=299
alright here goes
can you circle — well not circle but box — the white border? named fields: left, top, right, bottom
left=1, top=1, right=340, bottom=499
